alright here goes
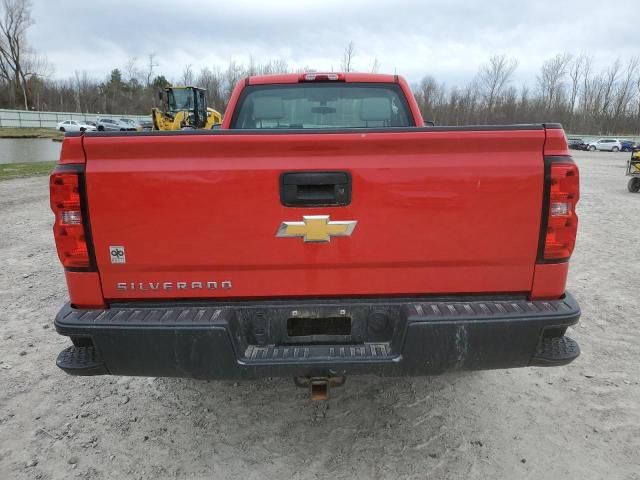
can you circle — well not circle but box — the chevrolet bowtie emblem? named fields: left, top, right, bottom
left=276, top=215, right=357, bottom=243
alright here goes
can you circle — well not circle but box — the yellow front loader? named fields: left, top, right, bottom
left=151, top=86, right=222, bottom=130
left=627, top=147, right=640, bottom=192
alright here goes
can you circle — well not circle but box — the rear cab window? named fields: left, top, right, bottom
left=231, top=83, right=414, bottom=129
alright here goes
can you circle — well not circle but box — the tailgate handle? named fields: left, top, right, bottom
left=280, top=172, right=351, bottom=207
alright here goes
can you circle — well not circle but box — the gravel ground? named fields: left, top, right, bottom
left=1, top=150, right=639, bottom=479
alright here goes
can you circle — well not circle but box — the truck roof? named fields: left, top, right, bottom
left=247, top=72, right=399, bottom=85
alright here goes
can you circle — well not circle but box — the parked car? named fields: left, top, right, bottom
left=138, top=119, right=154, bottom=131
left=567, top=137, right=587, bottom=150
left=119, top=118, right=142, bottom=131
left=620, top=140, right=637, bottom=152
left=56, top=120, right=97, bottom=133
left=586, top=138, right=622, bottom=152
left=96, top=117, right=137, bottom=132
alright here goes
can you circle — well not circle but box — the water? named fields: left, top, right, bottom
left=0, top=138, right=62, bottom=164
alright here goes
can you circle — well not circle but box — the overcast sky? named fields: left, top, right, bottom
left=29, top=0, right=638, bottom=87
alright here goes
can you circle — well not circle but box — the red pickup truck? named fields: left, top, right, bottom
left=50, top=72, right=580, bottom=398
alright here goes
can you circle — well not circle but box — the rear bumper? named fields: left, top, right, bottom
left=54, top=293, right=581, bottom=379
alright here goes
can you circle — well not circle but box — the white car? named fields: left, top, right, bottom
left=119, top=118, right=142, bottom=131
left=56, top=120, right=97, bottom=133
left=587, top=138, right=622, bottom=152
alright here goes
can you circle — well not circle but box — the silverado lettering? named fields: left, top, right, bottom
left=50, top=72, right=581, bottom=398
left=115, top=281, right=232, bottom=291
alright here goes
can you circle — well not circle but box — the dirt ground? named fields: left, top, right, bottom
left=1, top=150, right=639, bottom=480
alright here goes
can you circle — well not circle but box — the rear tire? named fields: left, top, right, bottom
left=612, top=146, right=619, bottom=152
left=59, top=127, right=65, bottom=132
left=628, top=178, right=640, bottom=193
left=98, top=126, right=104, bottom=131
left=589, top=145, right=596, bottom=151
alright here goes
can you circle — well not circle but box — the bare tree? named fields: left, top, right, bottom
left=124, top=56, right=141, bottom=83
left=636, top=74, right=640, bottom=124
left=73, top=71, right=82, bottom=112
left=340, top=41, right=355, bottom=72
left=537, top=53, right=572, bottom=112
left=371, top=57, right=380, bottom=73
left=196, top=66, right=223, bottom=110
left=600, top=59, right=621, bottom=119
left=579, top=55, right=591, bottom=109
left=181, top=64, right=194, bottom=85
left=0, top=0, right=38, bottom=109
left=610, top=57, right=639, bottom=131
left=415, top=75, right=452, bottom=123
left=499, top=85, right=518, bottom=123
left=247, top=56, right=257, bottom=76
left=222, top=60, right=245, bottom=106
left=568, top=54, right=586, bottom=116
left=518, top=84, right=530, bottom=120
left=476, top=54, right=518, bottom=119
left=71, top=70, right=99, bottom=113
left=415, top=75, right=438, bottom=120
left=267, top=59, right=288, bottom=74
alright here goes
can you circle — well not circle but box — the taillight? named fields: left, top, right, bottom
left=540, top=157, right=579, bottom=261
left=50, top=168, right=92, bottom=269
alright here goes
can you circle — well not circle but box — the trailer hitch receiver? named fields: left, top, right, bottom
left=294, top=375, right=346, bottom=400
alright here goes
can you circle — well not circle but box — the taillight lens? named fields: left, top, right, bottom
left=543, top=160, right=579, bottom=260
left=50, top=170, right=90, bottom=268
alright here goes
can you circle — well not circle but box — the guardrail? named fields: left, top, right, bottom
left=0, top=109, right=150, bottom=129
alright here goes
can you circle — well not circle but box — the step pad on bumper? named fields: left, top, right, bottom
left=56, top=346, right=108, bottom=376
left=244, top=343, right=392, bottom=363
left=410, top=298, right=575, bottom=319
left=530, top=336, right=580, bottom=366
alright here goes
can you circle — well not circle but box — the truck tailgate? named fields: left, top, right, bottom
left=83, top=129, right=545, bottom=300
